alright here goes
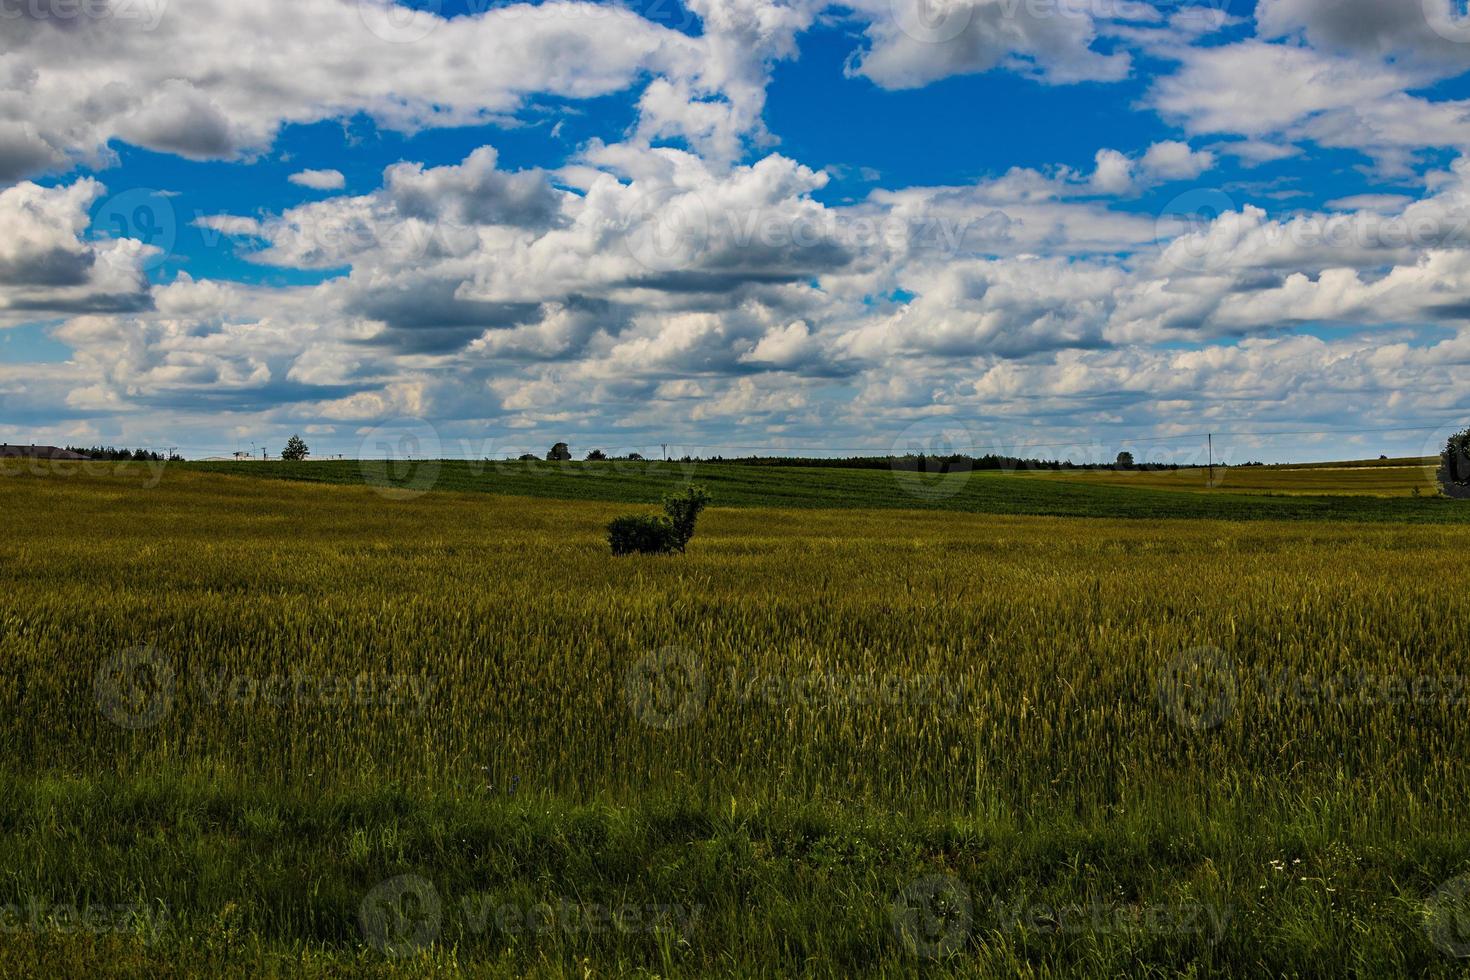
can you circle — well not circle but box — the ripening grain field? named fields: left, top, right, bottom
left=1021, top=460, right=1441, bottom=497
left=3, top=462, right=1470, bottom=977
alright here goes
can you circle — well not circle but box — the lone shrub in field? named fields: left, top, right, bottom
left=663, top=485, right=711, bottom=547
left=606, top=514, right=676, bottom=555
left=1439, top=428, right=1470, bottom=499
left=608, top=486, right=711, bottom=555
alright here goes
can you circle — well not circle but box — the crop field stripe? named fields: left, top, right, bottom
left=173, top=458, right=1470, bottom=524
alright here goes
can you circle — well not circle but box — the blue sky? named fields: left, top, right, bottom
left=2, top=0, right=1470, bottom=463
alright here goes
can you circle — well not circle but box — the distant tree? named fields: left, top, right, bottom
left=281, top=435, right=309, bottom=461
left=585, top=449, right=608, bottom=461
left=546, top=441, right=572, bottom=462
left=1438, top=428, right=1470, bottom=499
left=626, top=452, right=644, bottom=461
left=1116, top=451, right=1135, bottom=470
left=517, top=453, right=538, bottom=461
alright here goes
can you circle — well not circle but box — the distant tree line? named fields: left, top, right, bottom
left=516, top=444, right=645, bottom=462
left=691, top=453, right=1197, bottom=472
left=67, top=446, right=182, bottom=462
left=519, top=442, right=1251, bottom=472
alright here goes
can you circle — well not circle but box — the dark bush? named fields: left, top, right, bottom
left=607, top=515, right=676, bottom=555
left=662, top=485, right=711, bottom=549
left=608, top=486, right=712, bottom=555
left=1439, top=428, right=1470, bottom=500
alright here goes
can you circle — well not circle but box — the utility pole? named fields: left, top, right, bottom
left=662, top=443, right=667, bottom=461
left=1208, top=433, right=1214, bottom=487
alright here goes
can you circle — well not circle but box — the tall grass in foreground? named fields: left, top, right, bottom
left=2, top=463, right=1470, bottom=975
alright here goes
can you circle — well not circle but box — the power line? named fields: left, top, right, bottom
left=664, top=419, right=1464, bottom=457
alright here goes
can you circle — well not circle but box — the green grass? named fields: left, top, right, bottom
left=2, top=775, right=1466, bottom=977
left=176, top=457, right=1470, bottom=523
left=4, top=462, right=1470, bottom=975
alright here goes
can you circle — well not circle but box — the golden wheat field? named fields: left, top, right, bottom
left=1019, top=461, right=1440, bottom=497
left=4, top=461, right=1470, bottom=976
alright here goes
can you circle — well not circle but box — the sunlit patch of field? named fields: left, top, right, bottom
left=1019, top=460, right=1440, bottom=496
left=3, top=463, right=1470, bottom=976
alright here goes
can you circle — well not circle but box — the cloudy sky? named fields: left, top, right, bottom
left=3, top=0, right=1470, bottom=463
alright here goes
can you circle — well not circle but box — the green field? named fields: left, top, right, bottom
left=5, top=461, right=1470, bottom=976
left=177, top=456, right=1469, bottom=522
